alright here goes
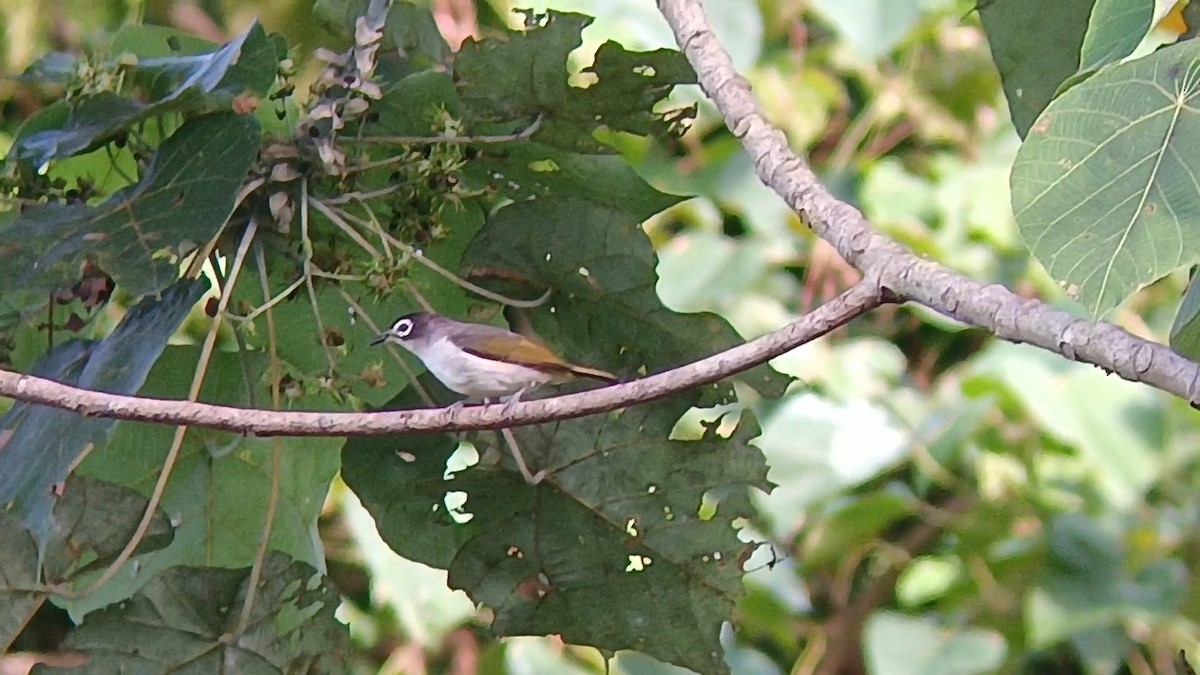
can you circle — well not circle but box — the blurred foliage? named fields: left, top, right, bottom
left=2, top=1, right=1200, bottom=675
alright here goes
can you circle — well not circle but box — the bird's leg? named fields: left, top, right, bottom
left=499, top=425, right=546, bottom=484
left=488, top=390, right=545, bottom=484
left=501, top=386, right=528, bottom=417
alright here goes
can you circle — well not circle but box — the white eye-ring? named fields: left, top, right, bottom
left=392, top=318, right=414, bottom=337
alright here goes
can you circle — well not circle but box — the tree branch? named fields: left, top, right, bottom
left=656, top=0, right=1200, bottom=406
left=0, top=285, right=882, bottom=436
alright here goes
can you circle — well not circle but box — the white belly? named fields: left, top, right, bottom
left=411, top=337, right=553, bottom=399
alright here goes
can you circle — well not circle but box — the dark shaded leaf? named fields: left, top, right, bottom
left=979, top=0, right=1095, bottom=138
left=37, top=553, right=349, bottom=674
left=314, top=0, right=449, bottom=69
left=462, top=198, right=788, bottom=402
left=343, top=380, right=770, bottom=674
left=41, top=476, right=175, bottom=583
left=0, top=114, right=260, bottom=297
left=62, top=346, right=339, bottom=617
left=0, top=279, right=206, bottom=548
left=0, top=513, right=42, bottom=652
left=0, top=475, right=177, bottom=651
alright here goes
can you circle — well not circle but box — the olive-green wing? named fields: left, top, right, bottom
left=452, top=330, right=573, bottom=373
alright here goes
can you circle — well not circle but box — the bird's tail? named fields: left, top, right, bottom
left=569, top=364, right=619, bottom=383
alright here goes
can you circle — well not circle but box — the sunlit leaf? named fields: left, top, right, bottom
left=1012, top=39, right=1200, bottom=317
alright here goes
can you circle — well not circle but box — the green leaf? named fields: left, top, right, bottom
left=0, top=513, right=43, bottom=652
left=864, top=612, right=1006, bottom=675
left=0, top=476, right=176, bottom=650
left=39, top=553, right=349, bottom=674
left=1012, top=39, right=1200, bottom=317
left=65, top=346, right=339, bottom=618
left=454, top=10, right=693, bottom=153
left=1078, top=0, right=1154, bottom=73
left=315, top=0, right=450, bottom=68
left=799, top=491, right=916, bottom=571
left=343, top=381, right=771, bottom=674
left=20, top=52, right=78, bottom=85
left=1169, top=266, right=1200, bottom=359
left=980, top=0, right=1095, bottom=138
left=809, top=0, right=924, bottom=63
left=966, top=343, right=1165, bottom=507
left=0, top=279, right=206, bottom=548
left=753, top=392, right=908, bottom=538
left=462, top=198, right=788, bottom=403
left=11, top=22, right=276, bottom=167
left=109, top=24, right=219, bottom=59
left=40, top=476, right=175, bottom=584
left=1026, top=514, right=1186, bottom=647
left=1, top=113, right=261, bottom=297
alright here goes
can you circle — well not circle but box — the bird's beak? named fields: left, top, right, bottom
left=369, top=333, right=387, bottom=346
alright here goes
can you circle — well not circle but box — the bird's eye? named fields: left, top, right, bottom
left=393, top=318, right=413, bottom=337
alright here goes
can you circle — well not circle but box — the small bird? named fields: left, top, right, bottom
left=371, top=311, right=617, bottom=482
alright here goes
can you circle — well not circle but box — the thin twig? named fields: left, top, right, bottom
left=316, top=199, right=553, bottom=308
left=332, top=285, right=435, bottom=406
left=306, top=194, right=385, bottom=261
left=64, top=220, right=260, bottom=599
left=320, top=185, right=401, bottom=205
left=232, top=238, right=289, bottom=639
left=299, top=180, right=339, bottom=372
left=344, top=112, right=544, bottom=152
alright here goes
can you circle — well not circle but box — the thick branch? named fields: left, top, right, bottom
left=0, top=285, right=881, bottom=436
left=657, top=0, right=1200, bottom=405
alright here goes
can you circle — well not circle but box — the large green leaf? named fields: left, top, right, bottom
left=65, top=346, right=339, bottom=618
left=454, top=10, right=694, bottom=153
left=0, top=113, right=261, bottom=297
left=39, top=553, right=349, bottom=674
left=980, top=0, right=1096, bottom=138
left=1011, top=39, right=1200, bottom=317
left=1078, top=0, right=1154, bottom=74
left=462, top=198, right=788, bottom=402
left=0, top=280, right=206, bottom=547
left=343, top=381, right=770, bottom=674
left=0, top=476, right=175, bottom=651
left=11, top=22, right=276, bottom=167
left=1170, top=267, right=1200, bottom=359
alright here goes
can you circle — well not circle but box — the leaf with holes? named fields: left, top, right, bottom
left=462, top=197, right=788, bottom=404
left=343, top=379, right=770, bottom=675
left=453, top=10, right=694, bottom=153
left=43, top=553, right=349, bottom=673
left=1012, top=40, right=1200, bottom=317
